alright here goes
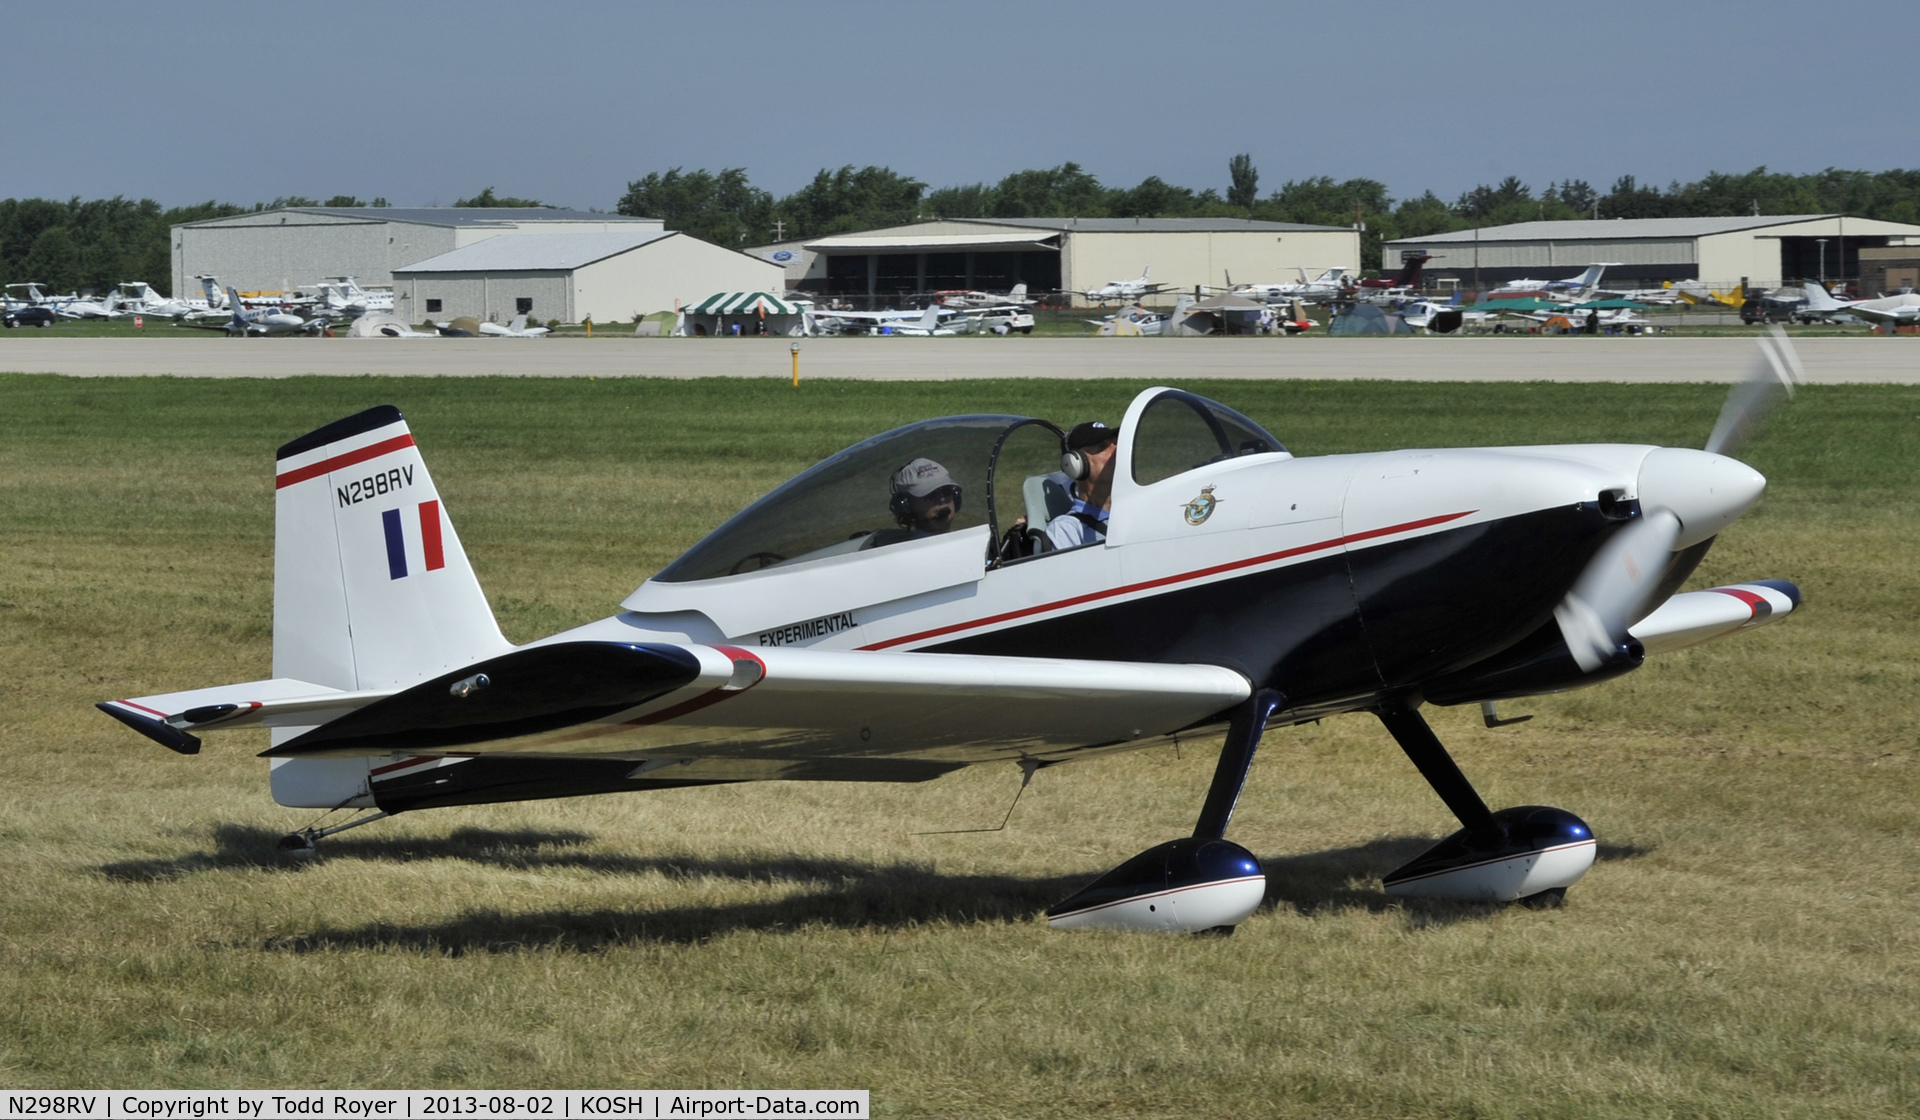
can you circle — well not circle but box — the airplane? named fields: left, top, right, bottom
left=1086, top=296, right=1195, bottom=336
left=887, top=305, right=964, bottom=336
left=1398, top=295, right=1493, bottom=334
left=318, top=276, right=395, bottom=316
left=935, top=284, right=1034, bottom=310
left=1797, top=280, right=1920, bottom=328
left=55, top=290, right=127, bottom=320
left=478, top=313, right=553, bottom=338
left=115, top=281, right=202, bottom=319
left=346, top=314, right=441, bottom=339
left=193, top=275, right=231, bottom=311
left=1348, top=254, right=1435, bottom=302
left=5, top=282, right=78, bottom=310
left=1523, top=304, right=1653, bottom=333
left=96, top=334, right=1804, bottom=933
left=1489, top=264, right=1619, bottom=302
left=1227, top=267, right=1350, bottom=304
left=1670, top=281, right=1745, bottom=309
left=814, top=306, right=968, bottom=336
left=179, top=286, right=328, bottom=336
left=1081, top=267, right=1171, bottom=304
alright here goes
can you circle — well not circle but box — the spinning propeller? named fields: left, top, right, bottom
left=1555, top=327, right=1802, bottom=672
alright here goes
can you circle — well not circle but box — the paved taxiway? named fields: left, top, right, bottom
left=1, top=336, right=1915, bottom=382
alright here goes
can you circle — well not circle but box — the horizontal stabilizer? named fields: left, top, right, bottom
left=98, top=678, right=396, bottom=753
left=1629, top=581, right=1800, bottom=656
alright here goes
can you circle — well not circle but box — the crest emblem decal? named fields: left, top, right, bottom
left=1181, top=486, right=1221, bottom=526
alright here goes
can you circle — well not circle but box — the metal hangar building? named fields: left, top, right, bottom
left=391, top=230, right=784, bottom=324
left=170, top=207, right=662, bottom=297
left=1383, top=214, right=1920, bottom=290
left=752, top=217, right=1360, bottom=307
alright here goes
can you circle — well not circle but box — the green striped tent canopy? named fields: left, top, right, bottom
left=688, top=292, right=803, bottom=315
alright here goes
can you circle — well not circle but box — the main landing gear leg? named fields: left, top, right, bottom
left=1047, top=689, right=1283, bottom=933
left=1374, top=700, right=1595, bottom=905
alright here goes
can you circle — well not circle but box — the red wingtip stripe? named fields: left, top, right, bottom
left=274, top=433, right=416, bottom=489
left=1712, top=587, right=1770, bottom=621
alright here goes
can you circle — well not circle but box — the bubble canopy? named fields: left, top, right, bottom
left=651, top=392, right=1288, bottom=585
left=654, top=415, right=1022, bottom=584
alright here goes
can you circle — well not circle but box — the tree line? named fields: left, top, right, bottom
left=7, top=165, right=1920, bottom=297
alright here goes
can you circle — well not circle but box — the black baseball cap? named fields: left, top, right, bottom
left=1066, top=421, right=1119, bottom=451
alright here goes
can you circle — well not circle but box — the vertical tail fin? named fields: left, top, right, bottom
left=1802, top=280, right=1843, bottom=310
left=1396, top=253, right=1431, bottom=288
left=1008, top=283, right=1027, bottom=302
left=272, top=406, right=509, bottom=707
left=916, top=305, right=941, bottom=330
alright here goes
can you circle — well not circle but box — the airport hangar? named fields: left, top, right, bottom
left=750, top=217, right=1361, bottom=307
left=390, top=230, right=783, bottom=324
left=170, top=206, right=662, bottom=298
left=1383, top=214, right=1920, bottom=290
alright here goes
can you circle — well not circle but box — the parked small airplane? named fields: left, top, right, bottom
left=347, top=314, right=440, bottom=339
left=1399, top=295, right=1493, bottom=334
left=815, top=306, right=964, bottom=336
left=1349, top=254, right=1435, bottom=302
left=1489, top=263, right=1619, bottom=302
left=5, top=282, right=77, bottom=310
left=98, top=336, right=1803, bottom=932
left=1524, top=303, right=1653, bottom=332
left=936, top=284, right=1033, bottom=310
left=1670, top=281, right=1745, bottom=309
left=180, top=287, right=328, bottom=336
left=1082, top=267, right=1170, bottom=304
left=315, top=277, right=395, bottom=317
left=115, top=281, right=201, bottom=319
left=1229, top=267, right=1350, bottom=304
left=887, top=305, right=964, bottom=336
left=478, top=314, right=553, bottom=338
left=1086, top=296, right=1195, bottom=336
left=56, top=291, right=126, bottom=320
left=1798, top=280, right=1920, bottom=328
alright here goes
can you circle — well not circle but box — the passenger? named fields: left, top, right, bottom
left=863, top=458, right=963, bottom=549
left=1045, top=421, right=1119, bottom=550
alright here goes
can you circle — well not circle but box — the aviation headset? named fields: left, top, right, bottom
left=889, top=484, right=962, bottom=518
left=1061, top=422, right=1119, bottom=481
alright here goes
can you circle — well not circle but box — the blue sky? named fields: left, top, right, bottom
left=3, top=1, right=1908, bottom=210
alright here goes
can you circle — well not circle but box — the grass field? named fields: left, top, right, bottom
left=1, top=374, right=1915, bottom=1116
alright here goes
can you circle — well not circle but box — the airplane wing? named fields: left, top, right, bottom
left=1628, top=581, right=1799, bottom=656
left=251, top=642, right=1253, bottom=775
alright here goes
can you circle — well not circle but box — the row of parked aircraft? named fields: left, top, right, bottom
left=2, top=275, right=394, bottom=322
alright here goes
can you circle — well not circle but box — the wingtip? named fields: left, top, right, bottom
left=96, top=701, right=202, bottom=755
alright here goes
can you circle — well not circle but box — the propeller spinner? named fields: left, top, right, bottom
left=1555, top=327, right=1800, bottom=673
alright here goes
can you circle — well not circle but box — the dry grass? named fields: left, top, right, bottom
left=0, top=374, right=1914, bottom=1116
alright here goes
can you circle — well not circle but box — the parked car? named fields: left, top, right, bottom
left=3, top=305, right=57, bottom=328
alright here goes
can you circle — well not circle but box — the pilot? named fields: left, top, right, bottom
left=863, top=458, right=962, bottom=548
left=1045, top=421, right=1119, bottom=550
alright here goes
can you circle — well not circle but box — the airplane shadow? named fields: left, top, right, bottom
left=99, top=825, right=1649, bottom=951
left=98, top=824, right=887, bottom=886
